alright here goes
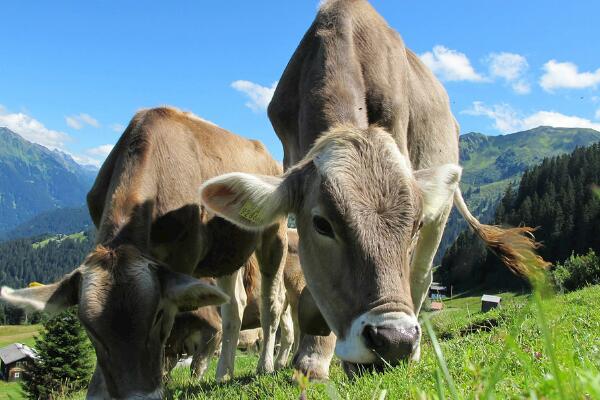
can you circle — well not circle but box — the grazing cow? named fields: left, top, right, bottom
left=164, top=230, right=320, bottom=380
left=201, top=0, right=548, bottom=375
left=164, top=253, right=295, bottom=379
left=0, top=107, right=288, bottom=398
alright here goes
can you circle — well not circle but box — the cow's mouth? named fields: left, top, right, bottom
left=341, top=361, right=387, bottom=377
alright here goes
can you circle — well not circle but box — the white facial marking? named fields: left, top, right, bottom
left=334, top=311, right=419, bottom=364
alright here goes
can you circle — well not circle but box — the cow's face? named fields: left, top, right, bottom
left=201, top=126, right=460, bottom=370
left=0, top=245, right=227, bottom=399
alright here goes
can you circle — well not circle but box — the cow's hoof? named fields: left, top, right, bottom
left=293, top=358, right=330, bottom=381
left=256, top=362, right=275, bottom=375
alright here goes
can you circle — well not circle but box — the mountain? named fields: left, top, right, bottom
left=0, top=127, right=97, bottom=235
left=439, top=141, right=600, bottom=290
left=0, top=205, right=93, bottom=241
left=436, top=126, right=600, bottom=262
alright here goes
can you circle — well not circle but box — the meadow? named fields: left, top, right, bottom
left=58, top=285, right=600, bottom=399
left=4, top=286, right=599, bottom=399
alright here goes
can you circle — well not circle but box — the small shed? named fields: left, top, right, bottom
left=430, top=301, right=444, bottom=311
left=0, top=343, right=37, bottom=381
left=481, top=295, right=502, bottom=312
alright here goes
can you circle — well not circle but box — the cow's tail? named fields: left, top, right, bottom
left=453, top=188, right=550, bottom=279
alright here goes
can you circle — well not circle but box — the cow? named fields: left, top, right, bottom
left=164, top=229, right=329, bottom=380
left=0, top=106, right=289, bottom=398
left=200, top=0, right=548, bottom=376
left=164, top=253, right=295, bottom=380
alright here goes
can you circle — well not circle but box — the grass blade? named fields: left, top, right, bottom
left=423, top=316, right=460, bottom=400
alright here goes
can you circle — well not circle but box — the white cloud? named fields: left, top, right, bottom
left=511, top=80, right=531, bottom=95
left=488, top=52, right=528, bottom=81
left=595, top=108, right=600, bottom=120
left=462, top=102, right=522, bottom=133
left=110, top=123, right=125, bottom=133
left=231, top=80, right=278, bottom=112
left=487, top=52, right=530, bottom=94
left=65, top=113, right=100, bottom=130
left=540, top=60, right=600, bottom=92
left=463, top=101, right=600, bottom=133
left=86, top=144, right=114, bottom=158
left=420, top=45, right=485, bottom=82
left=0, top=105, right=71, bottom=150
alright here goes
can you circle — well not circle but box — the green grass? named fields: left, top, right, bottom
left=0, top=381, right=24, bottom=400
left=0, top=325, right=39, bottom=348
left=53, top=285, right=600, bottom=399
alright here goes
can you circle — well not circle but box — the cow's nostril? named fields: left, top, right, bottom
left=362, top=324, right=419, bottom=361
left=362, top=325, right=383, bottom=350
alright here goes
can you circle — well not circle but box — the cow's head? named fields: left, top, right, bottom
left=201, top=126, right=460, bottom=369
left=0, top=245, right=228, bottom=399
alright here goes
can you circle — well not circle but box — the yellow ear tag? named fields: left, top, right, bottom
left=239, top=200, right=262, bottom=224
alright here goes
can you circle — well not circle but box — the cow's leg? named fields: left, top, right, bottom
left=87, top=364, right=109, bottom=399
left=255, top=221, right=288, bottom=374
left=409, top=204, right=452, bottom=361
left=191, top=329, right=222, bottom=380
left=293, top=333, right=336, bottom=380
left=275, top=303, right=294, bottom=369
left=215, top=270, right=246, bottom=382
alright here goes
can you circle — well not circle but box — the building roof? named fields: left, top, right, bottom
left=0, top=343, right=37, bottom=365
left=481, top=295, right=502, bottom=303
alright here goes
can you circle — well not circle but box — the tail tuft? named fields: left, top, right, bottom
left=453, top=189, right=550, bottom=281
left=474, top=224, right=551, bottom=279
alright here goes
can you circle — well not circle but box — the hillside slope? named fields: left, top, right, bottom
left=0, top=127, right=96, bottom=234
left=437, top=126, right=600, bottom=261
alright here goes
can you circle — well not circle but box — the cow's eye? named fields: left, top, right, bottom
left=313, top=216, right=334, bottom=238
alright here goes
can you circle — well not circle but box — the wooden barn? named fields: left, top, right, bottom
left=0, top=343, right=37, bottom=381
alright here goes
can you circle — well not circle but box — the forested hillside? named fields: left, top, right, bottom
left=0, top=231, right=94, bottom=288
left=438, top=142, right=600, bottom=289
left=0, top=206, right=92, bottom=241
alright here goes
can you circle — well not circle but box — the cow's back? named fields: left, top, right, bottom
left=268, top=0, right=458, bottom=171
left=87, top=106, right=282, bottom=276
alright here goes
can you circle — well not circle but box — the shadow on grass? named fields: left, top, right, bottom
left=166, top=371, right=298, bottom=399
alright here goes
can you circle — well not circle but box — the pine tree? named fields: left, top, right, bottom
left=22, top=308, right=94, bottom=400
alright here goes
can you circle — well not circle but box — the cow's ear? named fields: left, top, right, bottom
left=414, top=164, right=462, bottom=223
left=160, top=268, right=229, bottom=312
left=200, top=173, right=292, bottom=230
left=0, top=269, right=82, bottom=314
left=298, top=287, right=331, bottom=336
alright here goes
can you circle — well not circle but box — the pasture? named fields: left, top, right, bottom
left=46, top=285, right=600, bottom=399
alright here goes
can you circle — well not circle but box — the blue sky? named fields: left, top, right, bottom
left=1, top=1, right=599, bottom=166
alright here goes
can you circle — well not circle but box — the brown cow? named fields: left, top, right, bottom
left=201, top=0, right=548, bottom=375
left=164, top=229, right=327, bottom=380
left=164, top=253, right=295, bottom=379
left=0, top=107, right=288, bottom=398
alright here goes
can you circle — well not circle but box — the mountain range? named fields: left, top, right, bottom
left=0, top=127, right=97, bottom=237
left=1, top=125, right=600, bottom=258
